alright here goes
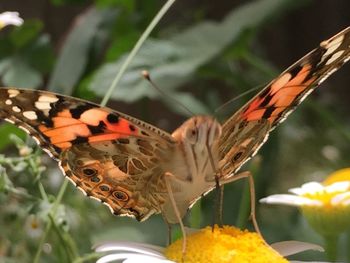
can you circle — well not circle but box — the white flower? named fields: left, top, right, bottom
left=95, top=241, right=174, bottom=263
left=260, top=181, right=350, bottom=208
left=94, top=227, right=324, bottom=263
left=0, top=12, right=23, bottom=28
left=260, top=176, right=350, bottom=236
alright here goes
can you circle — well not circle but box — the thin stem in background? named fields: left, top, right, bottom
left=33, top=180, right=69, bottom=263
left=100, top=0, right=176, bottom=106
left=324, top=234, right=338, bottom=262
left=33, top=1, right=178, bottom=261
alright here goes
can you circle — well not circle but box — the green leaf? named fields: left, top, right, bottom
left=48, top=7, right=117, bottom=94
left=2, top=58, right=42, bottom=88
left=95, top=0, right=135, bottom=11
left=9, top=20, right=43, bottom=49
left=90, top=0, right=293, bottom=115
left=0, top=124, right=26, bottom=150
left=24, top=35, right=55, bottom=74
left=0, top=166, right=13, bottom=192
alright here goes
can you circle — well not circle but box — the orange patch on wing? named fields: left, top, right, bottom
left=80, top=108, right=108, bottom=126
left=43, top=124, right=91, bottom=144
left=52, top=116, right=81, bottom=127
left=286, top=64, right=311, bottom=88
left=57, top=109, right=72, bottom=118
left=270, top=73, right=291, bottom=94
left=88, top=133, right=124, bottom=142
left=242, top=97, right=265, bottom=119
left=244, top=109, right=266, bottom=121
left=106, top=118, right=138, bottom=135
left=55, top=142, right=72, bottom=149
left=79, top=108, right=139, bottom=136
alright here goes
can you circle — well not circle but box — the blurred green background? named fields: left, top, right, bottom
left=0, top=0, right=349, bottom=262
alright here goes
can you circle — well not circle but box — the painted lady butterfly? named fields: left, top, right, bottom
left=0, top=27, right=349, bottom=224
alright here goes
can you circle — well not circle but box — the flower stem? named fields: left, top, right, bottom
left=100, top=0, right=176, bottom=107
left=346, top=229, right=350, bottom=262
left=33, top=179, right=70, bottom=262
left=324, top=234, right=338, bottom=262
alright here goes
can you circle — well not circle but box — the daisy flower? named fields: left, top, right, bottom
left=260, top=168, right=350, bottom=261
left=260, top=168, right=350, bottom=236
left=95, top=225, right=324, bottom=263
left=0, top=12, right=23, bottom=29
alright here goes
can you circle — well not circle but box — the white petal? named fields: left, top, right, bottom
left=260, top=194, right=322, bottom=206
left=289, top=182, right=324, bottom=195
left=331, top=191, right=350, bottom=205
left=94, top=241, right=164, bottom=256
left=325, top=181, right=350, bottom=193
left=124, top=255, right=174, bottom=263
left=0, top=12, right=23, bottom=27
left=96, top=253, right=173, bottom=263
left=271, top=240, right=324, bottom=257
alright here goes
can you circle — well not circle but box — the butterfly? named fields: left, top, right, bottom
left=0, top=27, right=349, bottom=224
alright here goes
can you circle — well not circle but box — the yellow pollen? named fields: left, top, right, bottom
left=323, top=168, right=350, bottom=185
left=302, top=190, right=344, bottom=209
left=164, top=225, right=287, bottom=263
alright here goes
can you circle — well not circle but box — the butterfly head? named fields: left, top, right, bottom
left=173, top=115, right=222, bottom=148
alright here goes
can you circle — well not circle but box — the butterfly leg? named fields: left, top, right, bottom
left=164, top=172, right=187, bottom=261
left=205, top=144, right=224, bottom=227
left=220, top=171, right=262, bottom=236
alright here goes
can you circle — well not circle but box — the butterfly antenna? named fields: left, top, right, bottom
left=142, top=70, right=195, bottom=116
left=214, top=85, right=264, bottom=115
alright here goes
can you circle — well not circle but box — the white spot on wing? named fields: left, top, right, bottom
left=4, top=118, right=14, bottom=124
left=5, top=99, right=12, bottom=105
left=326, top=50, right=345, bottom=65
left=8, top=89, right=20, bottom=98
left=38, top=95, right=59, bottom=103
left=320, top=34, right=344, bottom=64
left=35, top=101, right=51, bottom=110
left=23, top=111, right=38, bottom=120
left=12, top=106, right=21, bottom=112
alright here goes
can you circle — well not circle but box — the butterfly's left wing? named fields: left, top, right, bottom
left=0, top=88, right=177, bottom=220
left=219, top=27, right=350, bottom=176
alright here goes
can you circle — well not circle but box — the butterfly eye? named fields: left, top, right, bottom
left=113, top=190, right=129, bottom=202
left=83, top=168, right=97, bottom=176
left=186, top=128, right=198, bottom=144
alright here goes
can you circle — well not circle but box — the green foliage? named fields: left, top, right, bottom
left=90, top=0, right=293, bottom=115
left=0, top=19, right=54, bottom=88
left=0, top=0, right=349, bottom=262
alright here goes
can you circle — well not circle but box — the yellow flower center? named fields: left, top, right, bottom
left=323, top=168, right=350, bottom=185
left=302, top=190, right=345, bottom=209
left=164, top=226, right=287, bottom=263
left=299, top=169, right=350, bottom=235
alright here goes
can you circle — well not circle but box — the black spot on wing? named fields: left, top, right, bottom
left=107, top=113, right=120, bottom=123
left=288, top=64, right=303, bottom=79
left=71, top=136, right=89, bottom=144
left=36, top=110, right=54, bottom=128
left=262, top=106, right=276, bottom=119
left=260, top=93, right=273, bottom=108
left=70, top=104, right=94, bottom=119
left=88, top=121, right=106, bottom=134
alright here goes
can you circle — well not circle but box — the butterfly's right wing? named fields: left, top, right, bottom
left=218, top=27, right=350, bottom=177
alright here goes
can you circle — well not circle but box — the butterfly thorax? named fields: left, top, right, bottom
left=161, top=115, right=222, bottom=223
